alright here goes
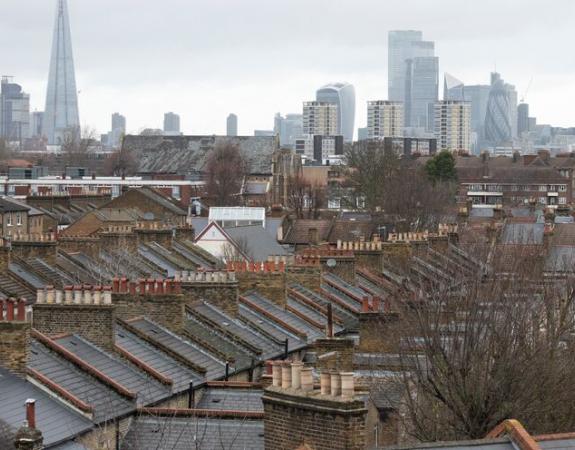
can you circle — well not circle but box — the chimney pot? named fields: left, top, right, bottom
left=112, top=278, right=120, bottom=293
left=330, top=372, right=341, bottom=396
left=120, top=277, right=128, bottom=293
left=300, top=367, right=313, bottom=392
left=271, top=361, right=282, bottom=387
left=361, top=296, right=370, bottom=313
left=46, top=286, right=55, bottom=304
left=291, top=361, right=303, bottom=389
left=281, top=362, right=292, bottom=389
left=0, top=300, right=3, bottom=320
left=64, top=286, right=73, bottom=304
left=25, top=399, right=36, bottom=429
left=93, top=287, right=102, bottom=305
left=55, top=290, right=63, bottom=304
left=320, top=371, right=331, bottom=395
left=73, top=286, right=82, bottom=304
left=16, top=299, right=26, bottom=321
left=6, top=299, right=15, bottom=321
left=340, top=372, right=354, bottom=399
left=36, top=290, right=46, bottom=304
left=102, top=287, right=112, bottom=305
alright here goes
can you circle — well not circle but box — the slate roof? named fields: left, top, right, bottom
left=131, top=187, right=187, bottom=215
left=242, top=292, right=325, bottom=343
left=328, top=219, right=376, bottom=243
left=0, top=197, right=30, bottom=212
left=196, top=388, right=263, bottom=412
left=500, top=222, right=544, bottom=245
left=224, top=225, right=289, bottom=261
left=127, top=318, right=226, bottom=380
left=28, top=340, right=136, bottom=423
left=121, top=416, right=265, bottom=450
left=282, top=219, right=332, bottom=245
left=190, top=302, right=281, bottom=359
left=123, top=134, right=279, bottom=175
left=0, top=367, right=93, bottom=448
left=115, top=325, right=203, bottom=392
left=55, top=335, right=170, bottom=406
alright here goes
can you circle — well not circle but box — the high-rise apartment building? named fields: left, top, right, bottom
left=0, top=77, right=30, bottom=145
left=316, top=83, right=356, bottom=142
left=274, top=113, right=302, bottom=148
left=43, top=0, right=80, bottom=145
left=163, top=112, right=181, bottom=136
left=367, top=101, right=403, bottom=139
left=444, top=74, right=491, bottom=152
left=388, top=30, right=437, bottom=131
left=302, top=101, right=338, bottom=136
left=108, top=112, right=126, bottom=148
left=517, top=103, right=529, bottom=137
left=227, top=113, right=238, bottom=136
left=434, top=100, right=471, bottom=153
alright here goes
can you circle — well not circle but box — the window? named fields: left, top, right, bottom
left=539, top=197, right=547, bottom=204
left=559, top=197, right=567, bottom=205
left=539, top=185, right=547, bottom=192
left=6, top=213, right=12, bottom=227
left=559, top=185, right=567, bottom=192
left=16, top=213, right=21, bottom=226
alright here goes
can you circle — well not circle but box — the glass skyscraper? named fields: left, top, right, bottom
left=43, top=0, right=80, bottom=145
left=388, top=31, right=437, bottom=131
left=316, top=83, right=356, bottom=142
left=0, top=77, right=30, bottom=146
left=485, top=72, right=517, bottom=146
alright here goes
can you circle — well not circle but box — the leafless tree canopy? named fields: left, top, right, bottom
left=104, top=147, right=138, bottom=176
left=392, top=247, right=575, bottom=441
left=345, top=141, right=455, bottom=230
left=205, top=143, right=246, bottom=206
left=61, top=126, right=97, bottom=167
left=286, top=173, right=325, bottom=219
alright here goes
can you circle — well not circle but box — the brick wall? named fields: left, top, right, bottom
left=354, top=250, right=384, bottom=273
left=358, top=312, right=401, bottom=353
left=135, top=229, right=173, bottom=247
left=313, top=338, right=355, bottom=372
left=0, top=321, right=30, bottom=376
left=286, top=265, right=322, bottom=292
left=236, top=272, right=286, bottom=307
left=320, top=256, right=356, bottom=284
left=10, top=242, right=58, bottom=262
left=98, top=233, right=138, bottom=253
left=182, top=282, right=239, bottom=316
left=33, top=304, right=116, bottom=351
left=263, top=387, right=367, bottom=450
left=114, top=294, right=185, bottom=333
left=381, top=242, right=412, bottom=272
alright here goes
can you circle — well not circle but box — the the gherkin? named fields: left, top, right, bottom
left=484, top=72, right=512, bottom=145
left=43, top=0, right=80, bottom=145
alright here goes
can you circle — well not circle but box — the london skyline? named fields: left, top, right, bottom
left=1, top=0, right=574, bottom=136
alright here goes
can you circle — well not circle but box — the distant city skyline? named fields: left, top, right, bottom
left=1, top=0, right=573, bottom=136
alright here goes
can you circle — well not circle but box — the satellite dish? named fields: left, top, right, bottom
left=326, top=258, right=337, bottom=268
left=143, top=212, right=155, bottom=220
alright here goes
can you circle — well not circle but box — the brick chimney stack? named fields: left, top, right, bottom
left=13, top=399, right=43, bottom=450
left=263, top=361, right=367, bottom=450
left=0, top=298, right=31, bottom=377
left=33, top=285, right=116, bottom=351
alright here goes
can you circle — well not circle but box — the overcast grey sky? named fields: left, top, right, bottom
left=2, top=0, right=574, bottom=136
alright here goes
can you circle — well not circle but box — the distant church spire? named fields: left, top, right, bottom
left=43, top=0, right=80, bottom=145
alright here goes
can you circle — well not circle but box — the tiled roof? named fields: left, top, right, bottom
left=55, top=335, right=170, bottom=406
left=224, top=225, right=290, bottom=261
left=0, top=367, right=93, bottom=448
left=328, top=219, right=376, bottom=243
left=500, top=222, right=544, bottom=245
left=123, top=134, right=279, bottom=175
left=115, top=325, right=202, bottom=392
left=28, top=340, right=136, bottom=423
left=282, top=219, right=332, bottom=245
left=196, top=388, right=263, bottom=412
left=121, top=416, right=264, bottom=450
left=127, top=318, right=226, bottom=380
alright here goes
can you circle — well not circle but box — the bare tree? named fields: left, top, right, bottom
left=390, top=247, right=575, bottom=442
left=61, top=126, right=97, bottom=167
left=104, top=146, right=138, bottom=176
left=205, top=143, right=246, bottom=206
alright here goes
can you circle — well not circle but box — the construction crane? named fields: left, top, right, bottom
left=520, top=76, right=533, bottom=103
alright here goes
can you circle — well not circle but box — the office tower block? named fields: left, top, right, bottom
left=163, top=112, right=181, bottom=135
left=227, top=113, right=238, bottom=136
left=0, top=77, right=30, bottom=145
left=316, top=83, right=356, bottom=142
left=43, top=0, right=80, bottom=145
left=303, top=101, right=338, bottom=136
left=405, top=56, right=439, bottom=131
left=517, top=103, right=530, bottom=137
left=434, top=100, right=471, bottom=153
left=485, top=72, right=517, bottom=146
left=108, top=112, right=126, bottom=147
left=357, top=127, right=368, bottom=141
left=30, top=111, right=44, bottom=138
left=274, top=113, right=302, bottom=148
left=367, top=101, right=403, bottom=139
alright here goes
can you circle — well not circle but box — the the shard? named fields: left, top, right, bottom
left=43, top=0, right=80, bottom=145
